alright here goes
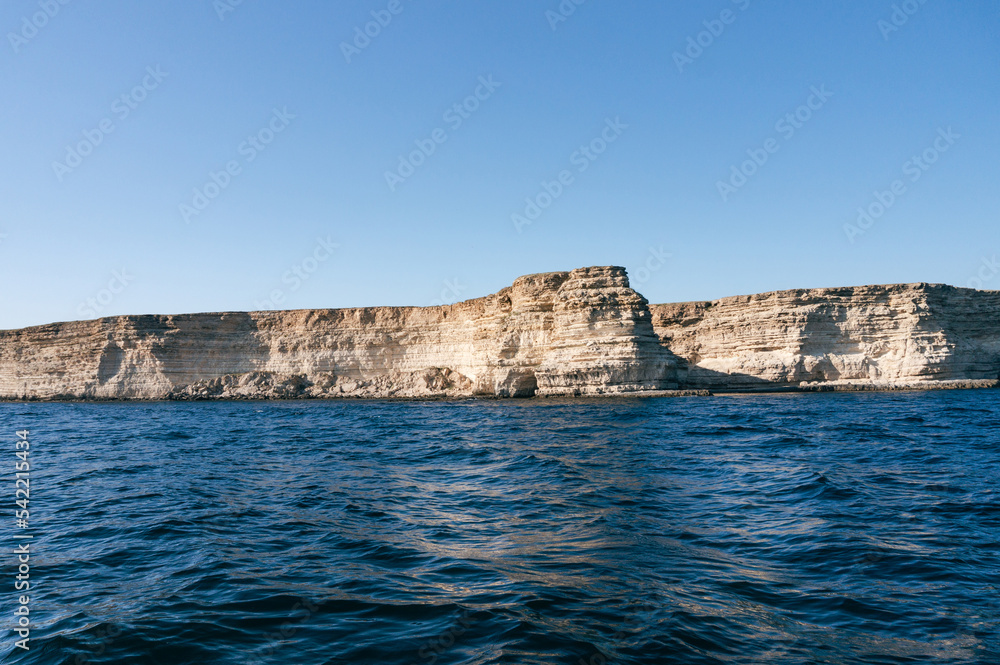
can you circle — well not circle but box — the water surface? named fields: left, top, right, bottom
left=2, top=391, right=999, bottom=664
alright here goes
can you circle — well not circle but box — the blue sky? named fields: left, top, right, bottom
left=1, top=0, right=998, bottom=329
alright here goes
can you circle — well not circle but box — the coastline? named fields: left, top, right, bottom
left=2, top=381, right=997, bottom=403
left=3, top=266, right=998, bottom=402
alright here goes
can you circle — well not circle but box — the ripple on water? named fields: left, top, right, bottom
left=2, top=391, right=999, bottom=664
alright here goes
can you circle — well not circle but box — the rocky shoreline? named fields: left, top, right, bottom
left=2, top=266, right=998, bottom=401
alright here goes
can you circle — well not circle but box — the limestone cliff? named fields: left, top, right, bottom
left=649, top=283, right=1000, bottom=390
left=1, top=268, right=997, bottom=400
left=0, top=266, right=679, bottom=400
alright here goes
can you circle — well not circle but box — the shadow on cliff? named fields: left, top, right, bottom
left=675, top=364, right=793, bottom=393
left=147, top=312, right=272, bottom=392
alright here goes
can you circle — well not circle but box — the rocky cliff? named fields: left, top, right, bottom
left=1, top=267, right=997, bottom=400
left=650, top=283, right=1000, bottom=390
left=0, top=266, right=680, bottom=400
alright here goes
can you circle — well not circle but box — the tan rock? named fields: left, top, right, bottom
left=0, top=266, right=678, bottom=400
left=1, top=271, right=997, bottom=400
left=649, top=283, right=1000, bottom=389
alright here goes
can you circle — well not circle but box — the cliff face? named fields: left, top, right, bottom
left=649, top=283, right=1000, bottom=389
left=1, top=268, right=997, bottom=400
left=0, top=266, right=679, bottom=400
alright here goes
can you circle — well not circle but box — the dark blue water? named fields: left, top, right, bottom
left=2, top=391, right=999, bottom=664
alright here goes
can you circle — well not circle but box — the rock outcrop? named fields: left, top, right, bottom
left=0, top=266, right=680, bottom=400
left=1, top=268, right=997, bottom=400
left=649, top=283, right=1000, bottom=390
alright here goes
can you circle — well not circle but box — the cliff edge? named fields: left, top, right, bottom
left=0, top=266, right=679, bottom=400
left=651, top=283, right=1000, bottom=391
left=1, top=267, right=997, bottom=400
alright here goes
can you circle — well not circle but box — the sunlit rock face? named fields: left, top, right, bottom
left=1, top=272, right=997, bottom=400
left=0, top=266, right=679, bottom=400
left=649, top=283, right=1000, bottom=390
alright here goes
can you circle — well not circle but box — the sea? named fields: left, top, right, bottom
left=1, top=390, right=998, bottom=664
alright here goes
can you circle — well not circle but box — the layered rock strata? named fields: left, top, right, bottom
left=1, top=269, right=997, bottom=400
left=0, top=267, right=679, bottom=400
left=649, top=283, right=1000, bottom=390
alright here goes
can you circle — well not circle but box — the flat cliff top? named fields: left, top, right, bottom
left=650, top=282, right=995, bottom=310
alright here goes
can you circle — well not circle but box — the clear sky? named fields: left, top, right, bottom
left=2, top=0, right=998, bottom=329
